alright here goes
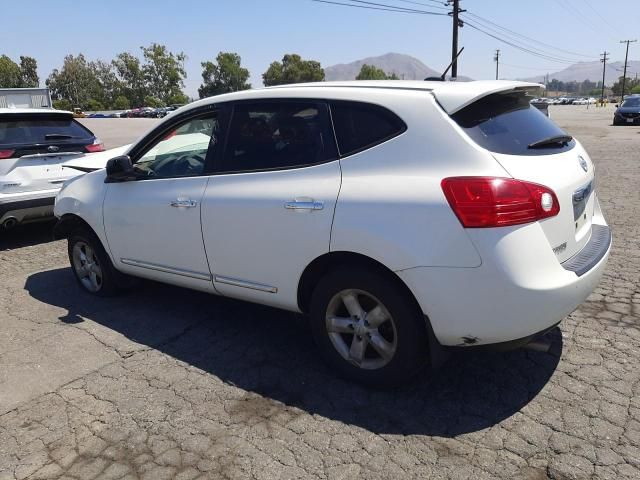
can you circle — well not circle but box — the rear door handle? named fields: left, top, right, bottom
left=284, top=200, right=324, bottom=211
left=170, top=199, right=197, bottom=208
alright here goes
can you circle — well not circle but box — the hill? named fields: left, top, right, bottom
left=522, top=60, right=640, bottom=86
left=324, top=52, right=472, bottom=81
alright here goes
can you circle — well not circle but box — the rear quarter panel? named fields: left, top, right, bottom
left=330, top=92, right=509, bottom=270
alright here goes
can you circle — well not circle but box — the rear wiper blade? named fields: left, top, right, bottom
left=44, top=133, right=73, bottom=139
left=528, top=135, right=573, bottom=149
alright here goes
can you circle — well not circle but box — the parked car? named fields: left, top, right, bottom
left=0, top=108, right=106, bottom=230
left=613, top=94, right=640, bottom=125
left=53, top=81, right=611, bottom=386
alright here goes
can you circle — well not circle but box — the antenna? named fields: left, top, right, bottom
left=427, top=47, right=465, bottom=81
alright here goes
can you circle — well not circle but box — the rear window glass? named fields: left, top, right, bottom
left=452, top=91, right=575, bottom=156
left=0, top=115, right=94, bottom=146
left=330, top=101, right=406, bottom=156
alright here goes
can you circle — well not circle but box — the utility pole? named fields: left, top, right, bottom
left=494, top=49, right=500, bottom=80
left=448, top=0, right=465, bottom=79
left=620, top=39, right=637, bottom=101
left=600, top=51, right=609, bottom=101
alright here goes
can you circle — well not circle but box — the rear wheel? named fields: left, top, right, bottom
left=309, top=267, right=429, bottom=388
left=68, top=228, right=119, bottom=296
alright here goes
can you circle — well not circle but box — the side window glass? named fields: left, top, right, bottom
left=330, top=101, right=406, bottom=157
left=133, top=115, right=219, bottom=178
left=220, top=102, right=336, bottom=173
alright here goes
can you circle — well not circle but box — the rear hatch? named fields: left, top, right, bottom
left=450, top=88, right=595, bottom=263
left=0, top=111, right=101, bottom=194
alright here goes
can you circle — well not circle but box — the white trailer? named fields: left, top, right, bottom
left=0, top=88, right=52, bottom=109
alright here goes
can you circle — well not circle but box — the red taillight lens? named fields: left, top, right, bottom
left=85, top=141, right=105, bottom=153
left=441, top=177, right=560, bottom=228
left=0, top=149, right=15, bottom=159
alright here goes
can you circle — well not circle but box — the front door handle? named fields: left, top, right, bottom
left=170, top=199, right=197, bottom=208
left=284, top=200, right=324, bottom=211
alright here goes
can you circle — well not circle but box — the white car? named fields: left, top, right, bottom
left=53, top=81, right=611, bottom=386
left=0, top=108, right=107, bottom=230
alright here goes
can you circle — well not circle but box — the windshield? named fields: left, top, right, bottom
left=451, top=90, right=575, bottom=156
left=622, top=97, right=640, bottom=108
left=0, top=115, right=94, bottom=146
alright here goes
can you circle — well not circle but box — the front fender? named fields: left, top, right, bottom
left=54, top=169, right=109, bottom=250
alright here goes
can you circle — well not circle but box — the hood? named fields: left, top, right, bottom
left=62, top=144, right=131, bottom=173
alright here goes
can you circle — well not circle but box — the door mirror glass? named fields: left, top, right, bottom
left=105, top=155, right=135, bottom=182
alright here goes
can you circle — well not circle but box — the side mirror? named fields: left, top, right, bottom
left=105, top=155, right=136, bottom=183
left=615, top=104, right=619, bottom=108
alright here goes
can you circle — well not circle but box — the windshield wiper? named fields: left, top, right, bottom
left=44, top=133, right=73, bottom=140
left=528, top=135, right=573, bottom=149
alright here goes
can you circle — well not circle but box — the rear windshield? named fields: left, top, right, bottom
left=451, top=91, right=575, bottom=156
left=0, top=115, right=94, bottom=146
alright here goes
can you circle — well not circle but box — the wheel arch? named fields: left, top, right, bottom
left=53, top=213, right=99, bottom=240
left=298, top=251, right=421, bottom=316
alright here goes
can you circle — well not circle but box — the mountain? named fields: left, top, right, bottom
left=324, top=52, right=472, bottom=81
left=521, top=60, right=640, bottom=86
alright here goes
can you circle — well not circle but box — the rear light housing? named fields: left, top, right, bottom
left=441, top=177, right=560, bottom=228
left=85, top=139, right=105, bottom=153
left=0, top=149, right=15, bottom=159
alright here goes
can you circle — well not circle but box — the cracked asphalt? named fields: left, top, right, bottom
left=1, top=107, right=639, bottom=479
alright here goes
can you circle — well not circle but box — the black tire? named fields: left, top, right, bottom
left=309, top=267, right=429, bottom=388
left=67, top=227, right=120, bottom=297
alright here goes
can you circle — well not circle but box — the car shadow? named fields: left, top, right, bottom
left=25, top=267, right=562, bottom=437
left=0, top=221, right=56, bottom=251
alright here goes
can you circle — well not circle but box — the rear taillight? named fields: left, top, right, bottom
left=85, top=140, right=105, bottom=153
left=0, top=149, right=15, bottom=159
left=441, top=177, right=560, bottom=228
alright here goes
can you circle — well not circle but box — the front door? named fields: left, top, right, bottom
left=201, top=101, right=341, bottom=309
left=103, top=113, right=222, bottom=292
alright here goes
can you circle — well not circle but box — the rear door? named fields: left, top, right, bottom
left=451, top=90, right=599, bottom=262
left=0, top=112, right=100, bottom=194
left=200, top=100, right=341, bottom=310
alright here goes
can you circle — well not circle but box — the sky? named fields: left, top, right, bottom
left=1, top=0, right=639, bottom=97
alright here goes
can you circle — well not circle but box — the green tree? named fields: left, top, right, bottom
left=141, top=43, right=187, bottom=104
left=262, top=54, right=324, bottom=86
left=112, top=95, right=130, bottom=110
left=46, top=54, right=102, bottom=109
left=112, top=52, right=146, bottom=107
left=167, top=92, right=189, bottom=105
left=19, top=56, right=39, bottom=87
left=91, top=60, right=121, bottom=108
left=143, top=95, right=162, bottom=108
left=86, top=99, right=104, bottom=111
left=198, top=52, right=251, bottom=99
left=611, top=75, right=640, bottom=96
left=355, top=64, right=398, bottom=80
left=52, top=98, right=73, bottom=111
left=631, top=85, right=640, bottom=95
left=0, top=55, right=22, bottom=88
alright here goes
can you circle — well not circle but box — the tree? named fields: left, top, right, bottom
left=0, top=55, right=22, bottom=88
left=611, top=75, right=640, bottom=96
left=46, top=54, right=103, bottom=109
left=52, top=99, right=73, bottom=111
left=91, top=60, right=121, bottom=108
left=167, top=92, right=189, bottom=105
left=86, top=99, right=104, bottom=111
left=112, top=95, right=130, bottom=110
left=141, top=43, right=187, bottom=104
left=198, top=52, right=251, bottom=99
left=19, top=56, right=39, bottom=87
left=631, top=85, right=640, bottom=95
left=356, top=64, right=398, bottom=80
left=143, top=95, right=162, bottom=108
left=112, top=52, right=146, bottom=107
left=262, top=54, right=324, bottom=86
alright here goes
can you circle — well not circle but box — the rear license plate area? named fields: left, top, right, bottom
left=573, top=180, right=593, bottom=232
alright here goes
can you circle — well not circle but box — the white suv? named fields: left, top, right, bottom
left=54, top=81, right=611, bottom=386
left=0, top=108, right=105, bottom=230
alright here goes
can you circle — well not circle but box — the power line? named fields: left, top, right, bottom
left=464, top=21, right=583, bottom=65
left=310, top=0, right=446, bottom=15
left=462, top=11, right=595, bottom=59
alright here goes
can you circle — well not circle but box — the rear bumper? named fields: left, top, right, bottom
left=0, top=191, right=58, bottom=224
left=398, top=222, right=611, bottom=347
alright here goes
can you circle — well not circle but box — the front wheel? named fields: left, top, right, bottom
left=309, top=267, right=429, bottom=388
left=68, top=228, right=119, bottom=296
